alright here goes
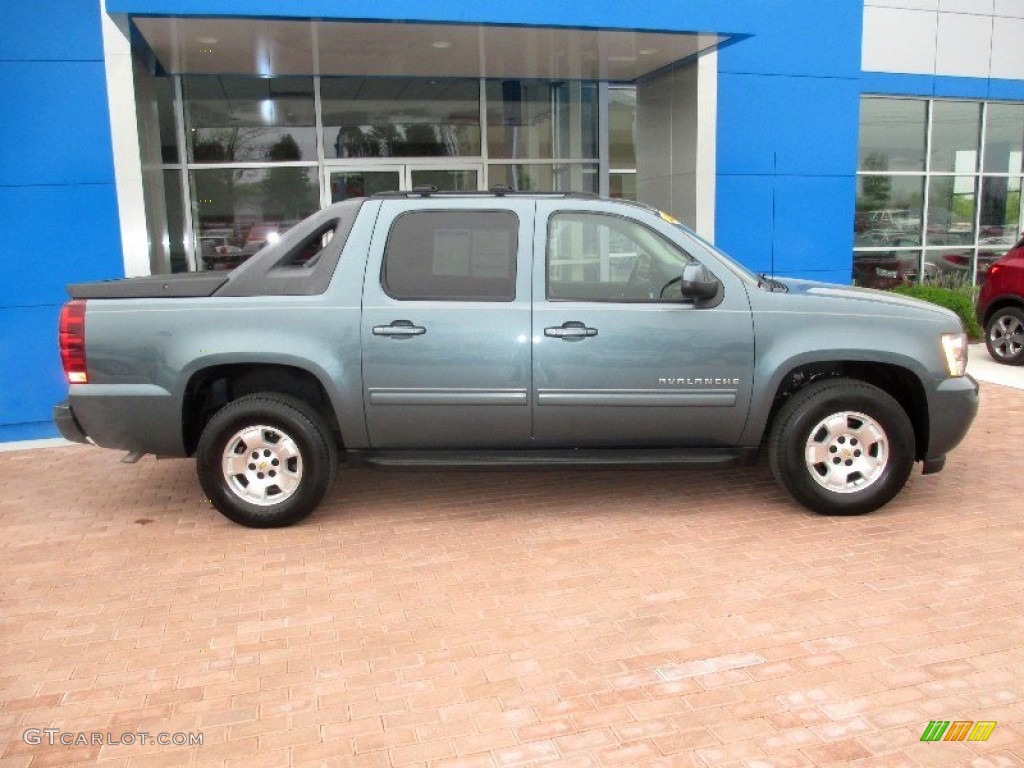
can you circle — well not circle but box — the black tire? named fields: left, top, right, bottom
left=196, top=393, right=337, bottom=528
left=769, top=379, right=915, bottom=516
left=984, top=306, right=1024, bottom=365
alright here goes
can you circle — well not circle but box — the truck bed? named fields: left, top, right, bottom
left=68, top=273, right=229, bottom=299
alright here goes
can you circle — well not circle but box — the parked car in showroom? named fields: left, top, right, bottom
left=243, top=224, right=282, bottom=252
left=198, top=235, right=246, bottom=270
left=977, top=239, right=1024, bottom=365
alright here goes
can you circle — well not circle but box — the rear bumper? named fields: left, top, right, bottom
left=64, top=383, right=184, bottom=456
left=924, top=374, right=979, bottom=465
left=53, top=401, right=88, bottom=444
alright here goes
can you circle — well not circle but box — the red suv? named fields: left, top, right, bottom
left=978, top=240, right=1024, bottom=365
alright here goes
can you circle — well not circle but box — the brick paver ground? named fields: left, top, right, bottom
left=1, top=382, right=1022, bottom=768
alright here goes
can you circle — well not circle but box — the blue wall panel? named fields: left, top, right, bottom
left=0, top=62, right=115, bottom=187
left=1, top=185, right=124, bottom=308
left=0, top=0, right=106, bottom=61
left=714, top=175, right=775, bottom=274
left=717, top=73, right=861, bottom=178
left=1, top=0, right=120, bottom=442
left=0, top=305, right=66, bottom=438
left=772, top=176, right=857, bottom=278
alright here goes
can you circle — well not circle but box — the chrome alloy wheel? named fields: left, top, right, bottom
left=804, top=411, right=888, bottom=494
left=989, top=313, right=1024, bottom=360
left=221, top=425, right=303, bottom=506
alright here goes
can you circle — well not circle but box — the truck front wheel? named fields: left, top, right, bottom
left=769, top=379, right=915, bottom=515
left=196, top=393, right=337, bottom=527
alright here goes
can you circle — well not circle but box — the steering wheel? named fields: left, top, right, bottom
left=659, top=275, right=683, bottom=299
left=620, top=253, right=651, bottom=298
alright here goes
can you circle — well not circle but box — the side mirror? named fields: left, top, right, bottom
left=679, top=263, right=719, bottom=301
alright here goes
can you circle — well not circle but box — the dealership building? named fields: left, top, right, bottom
left=3, top=0, right=1023, bottom=442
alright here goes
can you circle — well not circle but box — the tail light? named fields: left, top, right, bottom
left=59, top=300, right=88, bottom=384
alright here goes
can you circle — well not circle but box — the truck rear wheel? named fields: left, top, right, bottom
left=769, top=379, right=915, bottom=515
left=196, top=393, right=337, bottom=527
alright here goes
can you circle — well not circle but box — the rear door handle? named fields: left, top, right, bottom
left=372, top=320, right=426, bottom=338
left=544, top=321, right=598, bottom=341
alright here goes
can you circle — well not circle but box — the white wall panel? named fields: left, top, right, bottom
left=991, top=16, right=1024, bottom=78
left=864, top=0, right=938, bottom=9
left=935, top=12, right=993, bottom=77
left=939, top=0, right=993, bottom=13
left=862, top=6, right=938, bottom=74
left=100, top=6, right=150, bottom=278
left=994, top=0, right=1024, bottom=18
left=863, top=0, right=1024, bottom=78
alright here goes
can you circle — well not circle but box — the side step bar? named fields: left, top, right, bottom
left=352, top=447, right=757, bottom=469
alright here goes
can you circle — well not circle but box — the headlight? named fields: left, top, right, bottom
left=941, top=332, right=968, bottom=377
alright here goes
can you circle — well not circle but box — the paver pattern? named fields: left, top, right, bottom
left=1, top=382, right=1022, bottom=768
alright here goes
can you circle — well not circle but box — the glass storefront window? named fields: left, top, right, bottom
left=183, top=76, right=317, bottom=163
left=154, top=77, right=179, bottom=165
left=609, top=172, right=637, bottom=201
left=132, top=57, right=179, bottom=164
left=190, top=167, right=319, bottom=269
left=924, top=248, right=977, bottom=287
left=852, top=249, right=921, bottom=289
left=926, top=175, right=977, bottom=244
left=163, top=170, right=188, bottom=272
left=984, top=103, right=1024, bottom=174
left=857, top=96, right=1024, bottom=286
left=142, top=74, right=621, bottom=272
left=854, top=175, right=924, bottom=243
left=930, top=101, right=981, bottom=174
left=858, top=97, right=927, bottom=172
left=609, top=88, right=637, bottom=169
left=321, top=78, right=481, bottom=159
left=486, top=80, right=597, bottom=160
left=980, top=175, right=1023, bottom=245
left=488, top=163, right=598, bottom=193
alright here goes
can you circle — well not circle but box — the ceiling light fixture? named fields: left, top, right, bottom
left=196, top=36, right=219, bottom=44
left=638, top=48, right=658, bottom=55
left=431, top=41, right=452, bottom=49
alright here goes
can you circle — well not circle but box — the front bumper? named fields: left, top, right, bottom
left=53, top=401, right=88, bottom=444
left=924, top=374, right=979, bottom=464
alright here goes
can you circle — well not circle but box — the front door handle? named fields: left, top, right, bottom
left=372, top=320, right=426, bottom=338
left=544, top=321, right=598, bottom=341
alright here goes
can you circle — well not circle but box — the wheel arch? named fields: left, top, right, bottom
left=982, top=296, right=1024, bottom=327
left=182, top=363, right=342, bottom=456
left=756, top=360, right=929, bottom=461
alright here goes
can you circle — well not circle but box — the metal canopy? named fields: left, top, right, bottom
left=132, top=17, right=728, bottom=81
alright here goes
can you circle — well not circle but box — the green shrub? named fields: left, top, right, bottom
left=889, top=284, right=982, bottom=339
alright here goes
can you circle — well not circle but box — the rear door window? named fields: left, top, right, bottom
left=382, top=210, right=519, bottom=301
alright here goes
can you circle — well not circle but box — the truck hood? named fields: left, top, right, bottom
left=772, top=278, right=961, bottom=322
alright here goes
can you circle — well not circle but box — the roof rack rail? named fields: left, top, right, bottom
left=369, top=189, right=604, bottom=200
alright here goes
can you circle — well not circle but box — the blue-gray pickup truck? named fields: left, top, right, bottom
left=55, top=192, right=979, bottom=527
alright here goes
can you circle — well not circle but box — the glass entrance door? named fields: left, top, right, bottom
left=327, top=168, right=403, bottom=203
left=325, top=164, right=482, bottom=204
left=409, top=167, right=479, bottom=191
